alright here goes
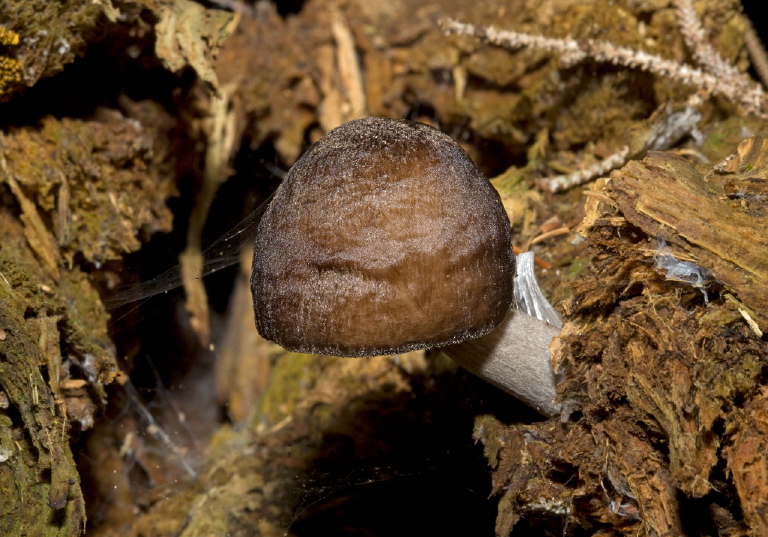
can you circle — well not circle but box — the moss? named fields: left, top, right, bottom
left=253, top=351, right=321, bottom=426
left=0, top=257, right=86, bottom=535
left=564, top=256, right=590, bottom=279
left=1, top=114, right=176, bottom=265
left=701, top=115, right=766, bottom=161
left=0, top=210, right=117, bottom=534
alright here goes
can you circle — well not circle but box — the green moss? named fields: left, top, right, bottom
left=2, top=115, right=175, bottom=265
left=565, top=256, right=591, bottom=279
left=0, top=278, right=85, bottom=536
left=0, top=211, right=119, bottom=535
left=253, top=351, right=321, bottom=426
left=701, top=116, right=767, bottom=162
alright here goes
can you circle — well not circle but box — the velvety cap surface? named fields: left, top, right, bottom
left=251, top=117, right=514, bottom=356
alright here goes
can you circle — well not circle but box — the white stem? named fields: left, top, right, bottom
left=443, top=309, right=561, bottom=417
left=444, top=252, right=562, bottom=417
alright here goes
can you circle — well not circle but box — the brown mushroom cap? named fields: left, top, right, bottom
left=251, top=117, right=514, bottom=357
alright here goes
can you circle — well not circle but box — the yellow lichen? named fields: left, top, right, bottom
left=0, top=27, right=22, bottom=97
left=0, top=26, right=19, bottom=46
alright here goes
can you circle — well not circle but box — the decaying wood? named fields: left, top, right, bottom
left=2, top=0, right=766, bottom=535
left=0, top=101, right=175, bottom=535
left=476, top=138, right=768, bottom=536
left=724, top=386, right=768, bottom=536
left=215, top=250, right=272, bottom=423
left=0, top=213, right=107, bottom=534
left=609, top=141, right=768, bottom=332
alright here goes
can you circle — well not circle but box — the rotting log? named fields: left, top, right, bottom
left=0, top=111, right=175, bottom=535
left=609, top=140, right=768, bottom=332
left=476, top=136, right=768, bottom=536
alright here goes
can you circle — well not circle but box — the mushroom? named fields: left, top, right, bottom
left=443, top=251, right=562, bottom=416
left=251, top=117, right=561, bottom=416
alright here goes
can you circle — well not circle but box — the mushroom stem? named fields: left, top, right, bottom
left=443, top=252, right=562, bottom=417
left=442, top=309, right=561, bottom=417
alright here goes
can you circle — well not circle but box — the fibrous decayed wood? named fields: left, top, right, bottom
left=608, top=140, right=768, bottom=332
left=0, top=109, right=176, bottom=535
left=0, top=213, right=101, bottom=535
left=724, top=386, right=768, bottom=536
left=476, top=137, right=768, bottom=536
left=2, top=0, right=765, bottom=535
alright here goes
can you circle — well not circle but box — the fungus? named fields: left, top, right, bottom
left=251, top=117, right=560, bottom=416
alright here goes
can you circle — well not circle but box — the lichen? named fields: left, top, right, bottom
left=0, top=26, right=22, bottom=99
left=0, top=1, right=105, bottom=87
